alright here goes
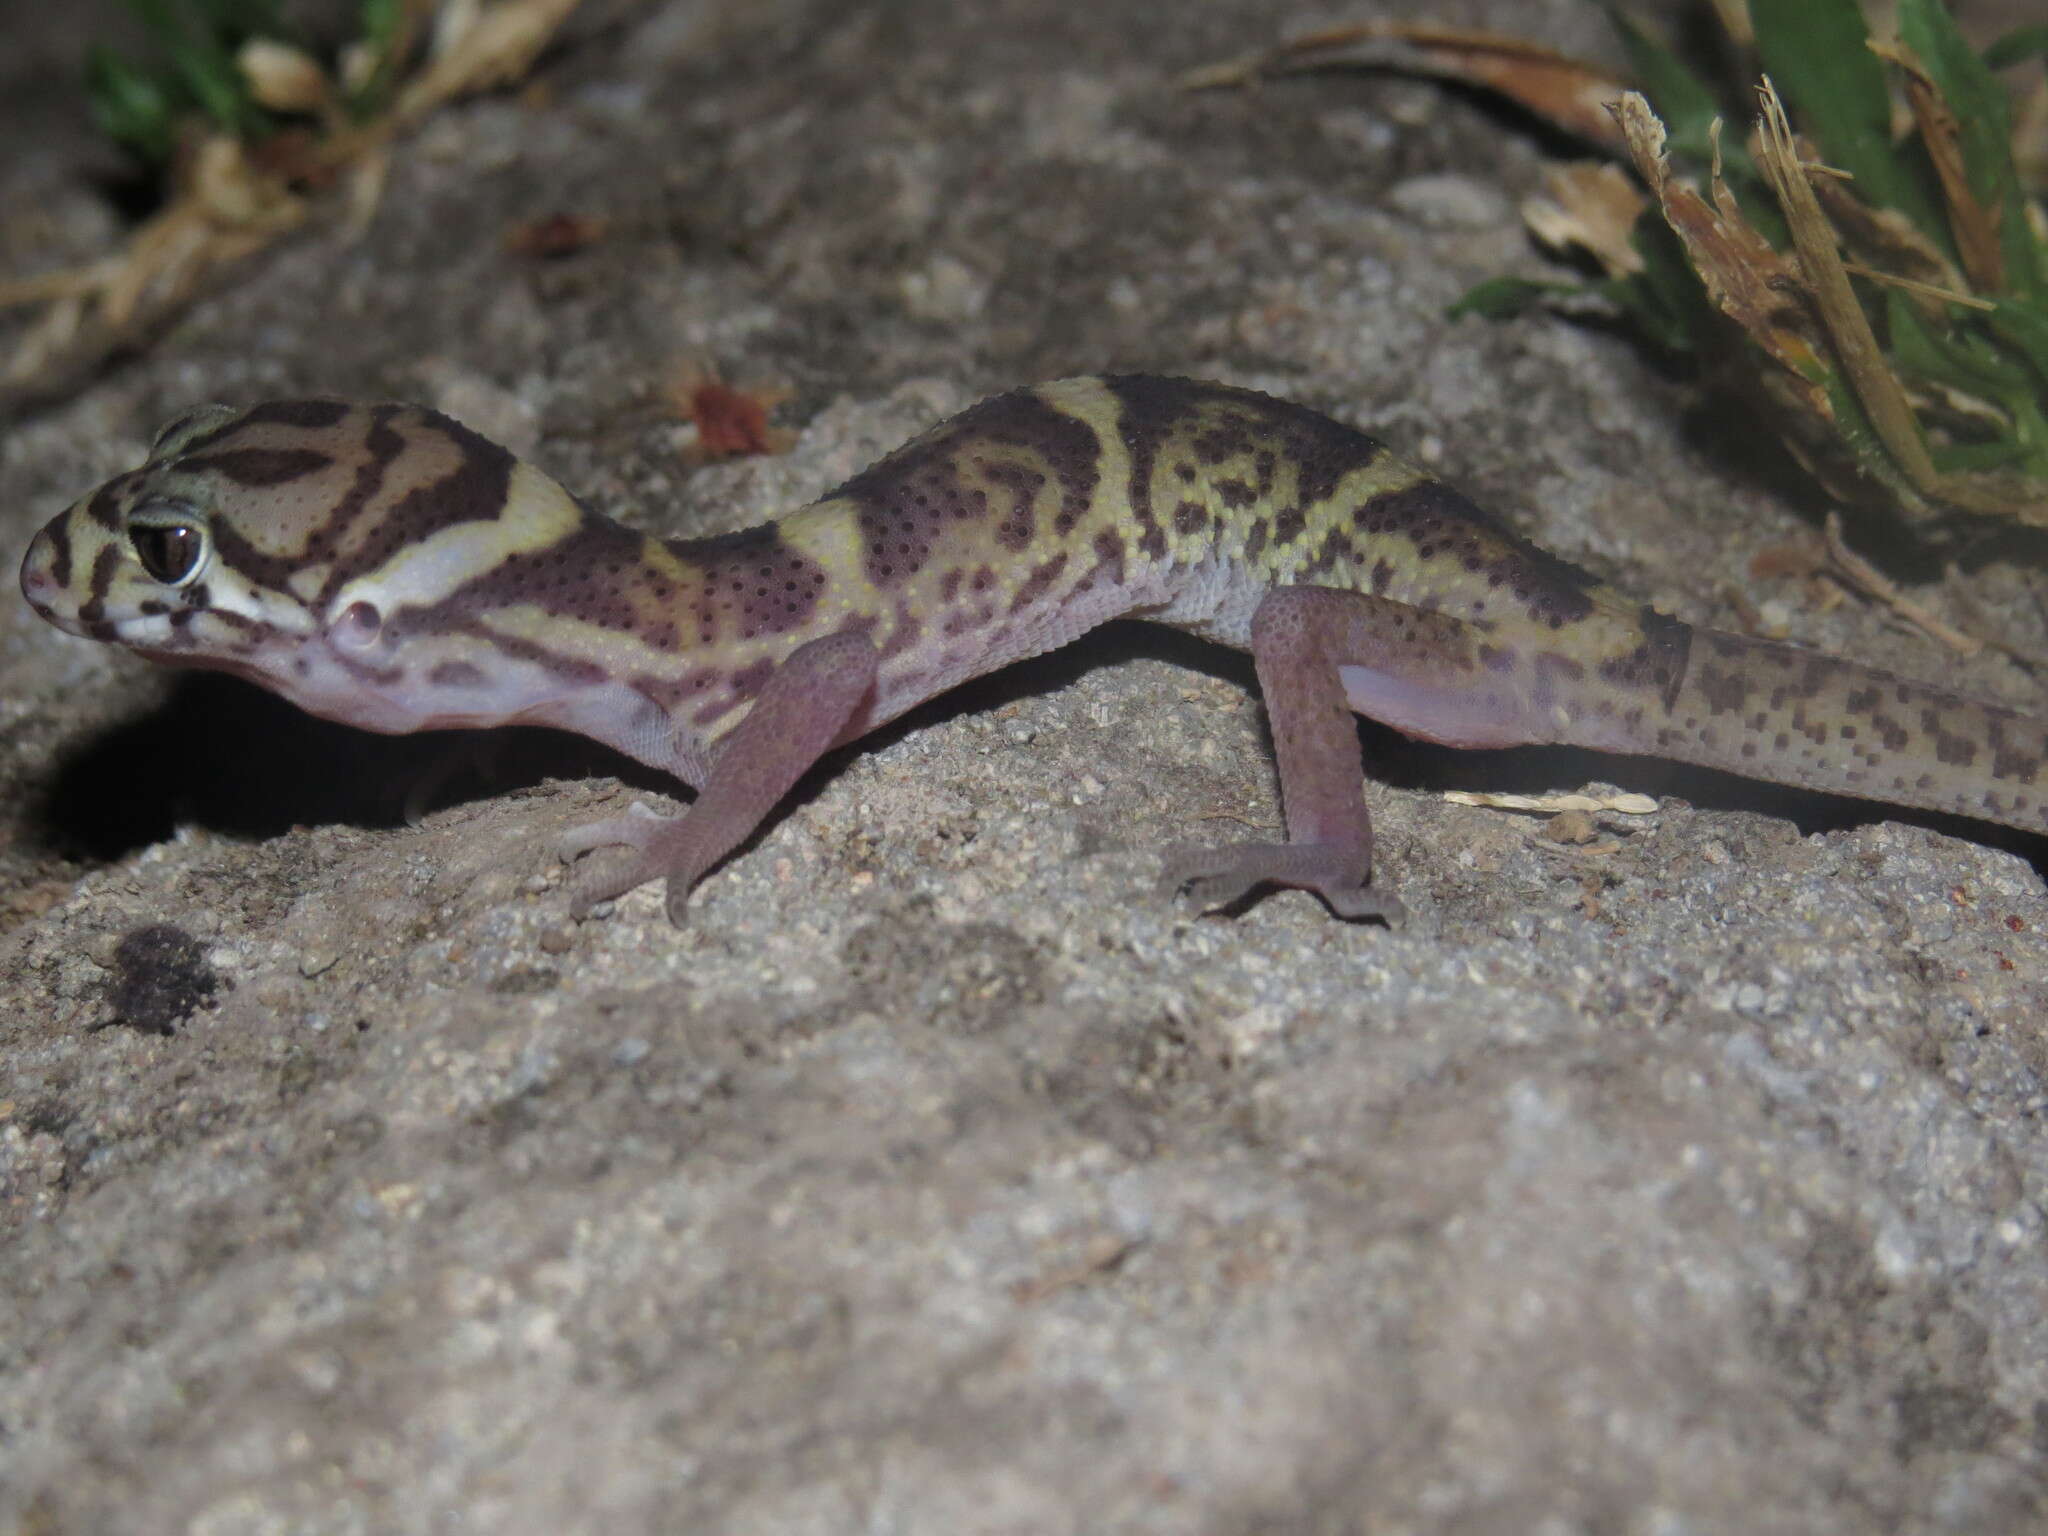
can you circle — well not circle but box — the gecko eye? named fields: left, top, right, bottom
left=330, top=599, right=383, bottom=652
left=130, top=522, right=206, bottom=586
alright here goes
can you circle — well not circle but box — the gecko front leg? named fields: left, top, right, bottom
left=1165, top=584, right=1567, bottom=923
left=564, top=629, right=880, bottom=922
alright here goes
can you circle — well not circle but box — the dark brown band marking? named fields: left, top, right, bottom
left=320, top=411, right=515, bottom=603
left=1352, top=477, right=1600, bottom=630
left=834, top=386, right=1102, bottom=591
left=1599, top=608, right=1692, bottom=711
left=178, top=447, right=335, bottom=488
left=42, top=519, right=72, bottom=591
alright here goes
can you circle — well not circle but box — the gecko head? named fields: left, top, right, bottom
left=18, top=401, right=307, bottom=655
left=20, top=397, right=593, bottom=730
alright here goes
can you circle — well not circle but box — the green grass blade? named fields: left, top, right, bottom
left=1750, top=0, right=1944, bottom=237
left=85, top=42, right=179, bottom=161
left=1447, top=277, right=1580, bottom=321
left=1983, top=26, right=2048, bottom=69
left=1987, top=298, right=2048, bottom=382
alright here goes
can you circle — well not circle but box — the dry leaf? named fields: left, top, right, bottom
left=670, top=365, right=793, bottom=462
left=505, top=211, right=610, bottom=257
left=1186, top=22, right=1630, bottom=149
left=1444, top=789, right=1661, bottom=814
left=1615, top=93, right=1828, bottom=402
left=1522, top=160, right=1647, bottom=276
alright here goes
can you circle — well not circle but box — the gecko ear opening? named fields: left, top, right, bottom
left=330, top=600, right=383, bottom=652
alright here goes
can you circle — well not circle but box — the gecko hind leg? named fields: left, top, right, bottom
left=1163, top=583, right=1544, bottom=924
left=564, top=629, right=880, bottom=923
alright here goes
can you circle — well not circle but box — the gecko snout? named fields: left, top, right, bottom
left=18, top=527, right=61, bottom=616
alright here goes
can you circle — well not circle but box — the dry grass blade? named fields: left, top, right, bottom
left=394, top=0, right=582, bottom=127
left=1872, top=38, right=2005, bottom=292
left=0, top=0, right=587, bottom=417
left=1820, top=511, right=1981, bottom=654
left=1752, top=81, right=1945, bottom=490
left=1183, top=22, right=1630, bottom=149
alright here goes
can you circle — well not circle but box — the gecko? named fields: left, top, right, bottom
left=18, top=375, right=2048, bottom=925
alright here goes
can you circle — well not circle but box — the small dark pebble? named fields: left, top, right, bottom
left=100, top=924, right=222, bottom=1035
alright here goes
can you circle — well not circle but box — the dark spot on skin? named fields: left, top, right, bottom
left=1301, top=533, right=1348, bottom=580
left=1695, top=661, right=1750, bottom=717
left=1272, top=505, right=1307, bottom=546
left=1242, top=523, right=1267, bottom=564
left=1174, top=501, right=1209, bottom=537
left=1846, top=686, right=1879, bottom=714
left=1477, top=644, right=1515, bottom=674
left=1190, top=425, right=1251, bottom=466
left=1214, top=479, right=1257, bottom=509
left=1369, top=558, right=1393, bottom=595
left=1137, top=525, right=1168, bottom=561
left=1986, top=714, right=2043, bottom=782
left=679, top=524, right=825, bottom=640
left=1600, top=609, right=1693, bottom=711
left=1936, top=732, right=1978, bottom=767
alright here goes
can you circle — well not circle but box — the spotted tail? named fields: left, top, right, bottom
left=1616, top=628, right=2048, bottom=833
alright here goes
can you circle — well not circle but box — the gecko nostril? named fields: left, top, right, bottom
left=19, top=544, right=54, bottom=602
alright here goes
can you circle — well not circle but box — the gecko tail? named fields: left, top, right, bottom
left=1617, top=628, right=2048, bottom=836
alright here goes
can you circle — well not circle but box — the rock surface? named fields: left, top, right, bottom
left=4, top=1, right=2047, bottom=1531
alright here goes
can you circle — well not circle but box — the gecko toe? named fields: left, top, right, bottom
left=1160, top=841, right=1402, bottom=925
left=558, top=800, right=675, bottom=862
